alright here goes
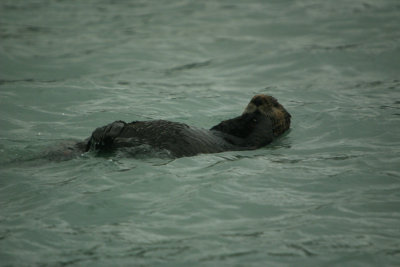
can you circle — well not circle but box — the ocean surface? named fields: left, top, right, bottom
left=1, top=0, right=400, bottom=266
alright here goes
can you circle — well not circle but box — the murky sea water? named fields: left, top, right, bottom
left=1, top=0, right=400, bottom=266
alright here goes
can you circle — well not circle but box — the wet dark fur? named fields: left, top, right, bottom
left=75, top=94, right=291, bottom=158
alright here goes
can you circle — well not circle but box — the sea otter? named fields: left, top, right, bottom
left=73, top=94, right=291, bottom=158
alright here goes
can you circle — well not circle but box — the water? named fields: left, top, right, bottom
left=1, top=0, right=400, bottom=266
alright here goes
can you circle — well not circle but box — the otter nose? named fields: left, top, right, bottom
left=252, top=97, right=263, bottom=106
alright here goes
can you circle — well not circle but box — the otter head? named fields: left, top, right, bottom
left=243, top=94, right=291, bottom=137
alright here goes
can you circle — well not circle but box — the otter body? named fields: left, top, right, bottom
left=75, top=94, right=291, bottom=158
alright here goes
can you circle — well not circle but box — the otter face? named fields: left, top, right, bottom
left=243, top=94, right=291, bottom=136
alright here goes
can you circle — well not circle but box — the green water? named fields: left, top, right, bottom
left=1, top=0, right=400, bottom=266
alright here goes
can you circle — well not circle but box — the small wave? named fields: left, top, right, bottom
left=166, top=60, right=212, bottom=74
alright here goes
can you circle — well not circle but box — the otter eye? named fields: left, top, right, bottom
left=253, top=98, right=263, bottom=106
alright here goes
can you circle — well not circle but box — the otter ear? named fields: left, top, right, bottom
left=243, top=116, right=274, bottom=148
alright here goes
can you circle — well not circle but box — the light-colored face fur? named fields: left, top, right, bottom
left=243, top=94, right=291, bottom=136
